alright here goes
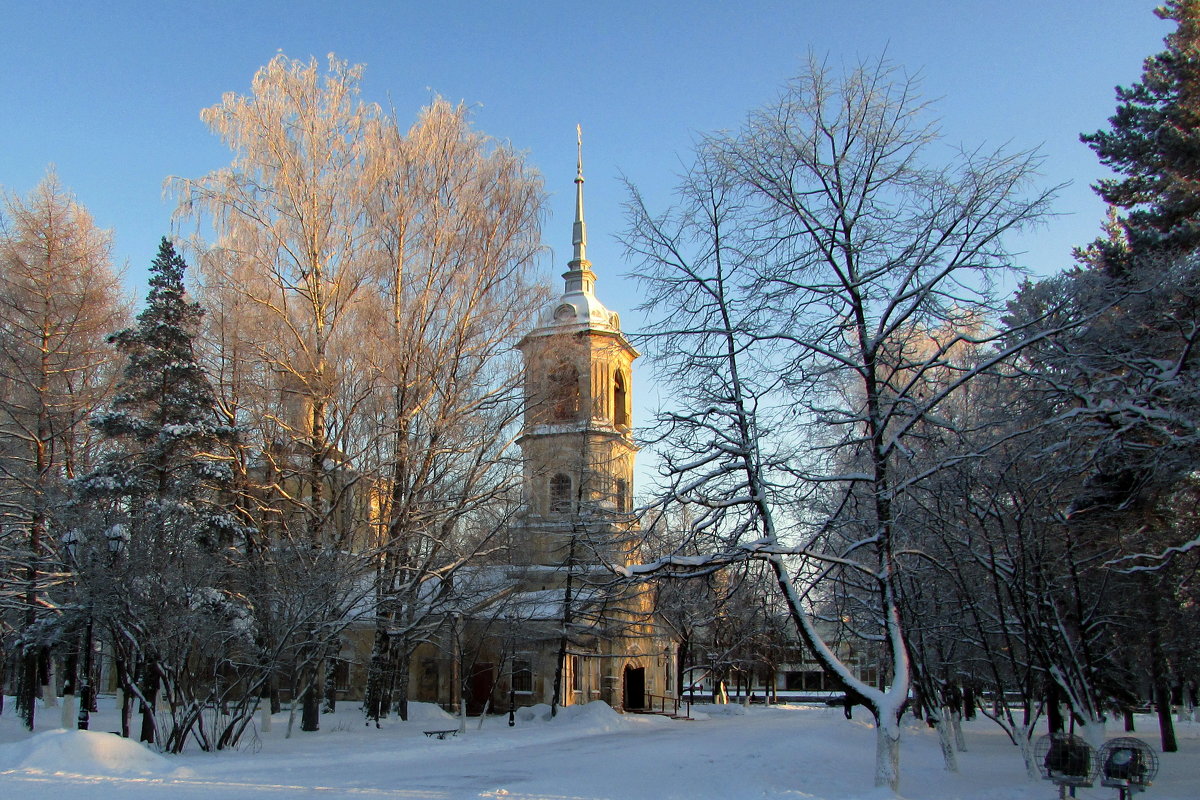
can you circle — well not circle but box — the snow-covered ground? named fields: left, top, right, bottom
left=1, top=697, right=1196, bottom=799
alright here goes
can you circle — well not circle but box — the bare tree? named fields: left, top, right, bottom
left=0, top=171, right=127, bottom=730
left=175, top=54, right=383, bottom=731
left=357, top=98, right=545, bottom=722
left=621, top=57, right=1053, bottom=792
left=177, top=55, right=548, bottom=730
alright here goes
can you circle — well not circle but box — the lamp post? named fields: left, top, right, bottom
left=60, top=529, right=95, bottom=731
left=104, top=523, right=130, bottom=736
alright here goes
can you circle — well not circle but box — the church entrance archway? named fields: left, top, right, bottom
left=623, top=665, right=645, bottom=710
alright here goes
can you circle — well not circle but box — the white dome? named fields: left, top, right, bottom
left=532, top=288, right=621, bottom=334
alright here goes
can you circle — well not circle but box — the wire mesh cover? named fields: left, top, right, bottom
left=1035, top=733, right=1097, bottom=786
left=1097, top=737, right=1158, bottom=788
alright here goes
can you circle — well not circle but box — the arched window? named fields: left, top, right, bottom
left=613, top=370, right=628, bottom=428
left=550, top=473, right=572, bottom=513
left=550, top=363, right=580, bottom=421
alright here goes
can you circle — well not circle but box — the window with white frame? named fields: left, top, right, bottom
left=512, top=658, right=533, bottom=694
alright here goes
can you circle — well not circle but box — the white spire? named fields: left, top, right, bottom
left=572, top=123, right=587, bottom=265
left=563, top=124, right=595, bottom=296
left=524, top=126, right=624, bottom=337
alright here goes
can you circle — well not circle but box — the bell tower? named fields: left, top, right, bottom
left=516, top=129, right=638, bottom=565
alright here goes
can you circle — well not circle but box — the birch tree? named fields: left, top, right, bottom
left=357, top=98, right=544, bottom=722
left=177, top=55, right=547, bottom=729
left=621, top=57, right=1053, bottom=792
left=176, top=53, right=381, bottom=732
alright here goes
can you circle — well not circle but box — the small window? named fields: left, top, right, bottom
left=550, top=473, right=572, bottom=513
left=571, top=655, right=582, bottom=693
left=512, top=658, right=533, bottom=694
left=613, top=370, right=628, bottom=427
left=615, top=478, right=629, bottom=513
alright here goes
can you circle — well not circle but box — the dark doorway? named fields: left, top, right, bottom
left=467, top=662, right=494, bottom=715
left=623, top=665, right=646, bottom=710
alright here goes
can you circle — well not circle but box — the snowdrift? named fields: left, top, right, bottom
left=401, top=701, right=456, bottom=724
left=0, top=728, right=189, bottom=776
left=515, top=700, right=629, bottom=733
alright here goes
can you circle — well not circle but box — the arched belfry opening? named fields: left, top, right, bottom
left=613, top=370, right=628, bottom=428
left=549, top=362, right=580, bottom=421
left=615, top=478, right=629, bottom=513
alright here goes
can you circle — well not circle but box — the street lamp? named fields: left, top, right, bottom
left=59, top=528, right=94, bottom=731
left=106, top=523, right=128, bottom=555
left=61, top=529, right=81, bottom=562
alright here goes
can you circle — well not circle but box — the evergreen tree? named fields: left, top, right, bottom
left=1082, top=1, right=1200, bottom=269
left=1057, top=2, right=1200, bottom=512
left=77, top=237, right=248, bottom=746
left=85, top=237, right=239, bottom=546
left=999, top=3, right=1200, bottom=749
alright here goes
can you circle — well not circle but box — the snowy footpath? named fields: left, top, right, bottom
left=1, top=698, right=1197, bottom=799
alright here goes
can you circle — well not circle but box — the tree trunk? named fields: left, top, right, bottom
left=395, top=645, right=411, bottom=722
left=301, top=675, right=320, bottom=732
left=364, top=624, right=390, bottom=724
left=1047, top=684, right=1064, bottom=733
left=1148, top=590, right=1178, bottom=752
left=874, top=717, right=902, bottom=792
left=951, top=710, right=967, bottom=752
left=1016, top=733, right=1040, bottom=781
left=323, top=659, right=337, bottom=714
left=120, top=686, right=133, bottom=739
left=1155, top=680, right=1178, bottom=752
left=932, top=706, right=959, bottom=772
left=41, top=649, right=57, bottom=708
left=139, top=661, right=159, bottom=744
left=16, top=649, right=38, bottom=731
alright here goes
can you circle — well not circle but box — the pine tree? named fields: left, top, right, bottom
left=1082, top=1, right=1200, bottom=267
left=1060, top=1, right=1200, bottom=513
left=1010, top=3, right=1200, bottom=751
left=77, top=237, right=245, bottom=744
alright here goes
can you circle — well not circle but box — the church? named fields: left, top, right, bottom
left=401, top=140, right=676, bottom=715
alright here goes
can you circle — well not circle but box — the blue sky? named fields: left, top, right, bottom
left=0, top=0, right=1171, bottom=419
